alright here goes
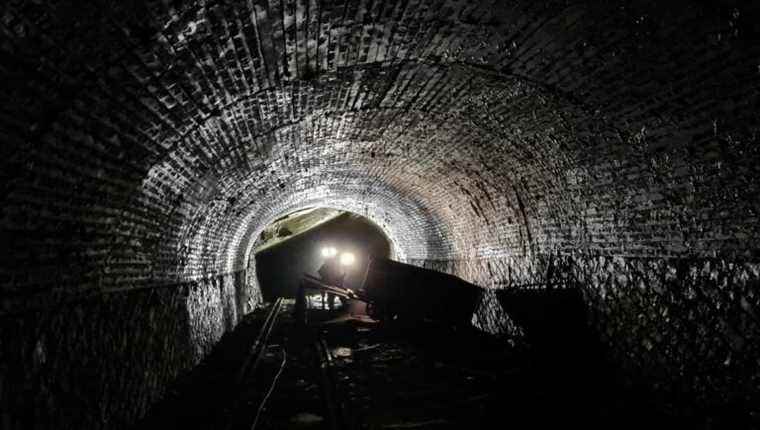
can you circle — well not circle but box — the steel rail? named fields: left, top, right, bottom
left=314, top=337, right=352, bottom=430
left=224, top=297, right=285, bottom=430
left=235, top=297, right=285, bottom=385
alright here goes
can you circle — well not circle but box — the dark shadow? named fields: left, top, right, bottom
left=0, top=283, right=197, bottom=430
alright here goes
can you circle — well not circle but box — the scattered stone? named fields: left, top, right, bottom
left=289, top=412, right=325, bottom=426
left=332, top=347, right=352, bottom=358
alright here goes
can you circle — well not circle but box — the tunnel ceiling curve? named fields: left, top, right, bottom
left=1, top=0, right=758, bottom=301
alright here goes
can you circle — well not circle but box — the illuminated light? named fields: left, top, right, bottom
left=321, top=246, right=338, bottom=257
left=339, top=252, right=356, bottom=266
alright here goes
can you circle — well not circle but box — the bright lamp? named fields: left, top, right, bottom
left=339, top=252, right=355, bottom=266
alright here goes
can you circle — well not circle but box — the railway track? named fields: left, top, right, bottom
left=227, top=300, right=497, bottom=430
left=234, top=297, right=285, bottom=393
left=140, top=298, right=513, bottom=430
left=222, top=298, right=350, bottom=430
left=224, top=297, right=286, bottom=430
left=313, top=337, right=350, bottom=430
left=139, top=294, right=672, bottom=430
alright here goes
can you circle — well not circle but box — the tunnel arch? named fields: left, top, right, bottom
left=227, top=183, right=454, bottom=299
left=1, top=0, right=759, bottom=428
left=247, top=205, right=396, bottom=301
left=133, top=61, right=590, bottom=293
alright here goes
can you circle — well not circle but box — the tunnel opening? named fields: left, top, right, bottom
left=252, top=208, right=392, bottom=302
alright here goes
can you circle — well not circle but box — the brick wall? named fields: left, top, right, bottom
left=411, top=254, right=760, bottom=421
left=1, top=0, right=759, bottom=427
left=0, top=271, right=250, bottom=429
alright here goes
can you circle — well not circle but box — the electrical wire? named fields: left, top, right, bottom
left=250, top=347, right=287, bottom=430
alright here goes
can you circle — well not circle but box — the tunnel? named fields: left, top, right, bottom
left=0, top=0, right=758, bottom=428
left=253, top=208, right=393, bottom=299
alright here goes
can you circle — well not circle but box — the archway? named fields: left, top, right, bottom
left=251, top=208, right=392, bottom=301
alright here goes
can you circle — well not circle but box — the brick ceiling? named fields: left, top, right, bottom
left=1, top=0, right=758, bottom=296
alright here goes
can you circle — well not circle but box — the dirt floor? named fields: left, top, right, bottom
left=136, top=300, right=672, bottom=430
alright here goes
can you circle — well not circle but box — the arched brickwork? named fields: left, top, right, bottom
left=1, top=0, right=759, bottom=428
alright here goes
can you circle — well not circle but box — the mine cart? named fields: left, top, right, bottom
left=360, top=257, right=483, bottom=327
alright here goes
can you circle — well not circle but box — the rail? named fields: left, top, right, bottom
left=235, top=297, right=285, bottom=385
left=224, top=297, right=285, bottom=430
left=314, top=337, right=349, bottom=430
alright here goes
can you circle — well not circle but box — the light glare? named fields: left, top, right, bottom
left=339, top=252, right=355, bottom=266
